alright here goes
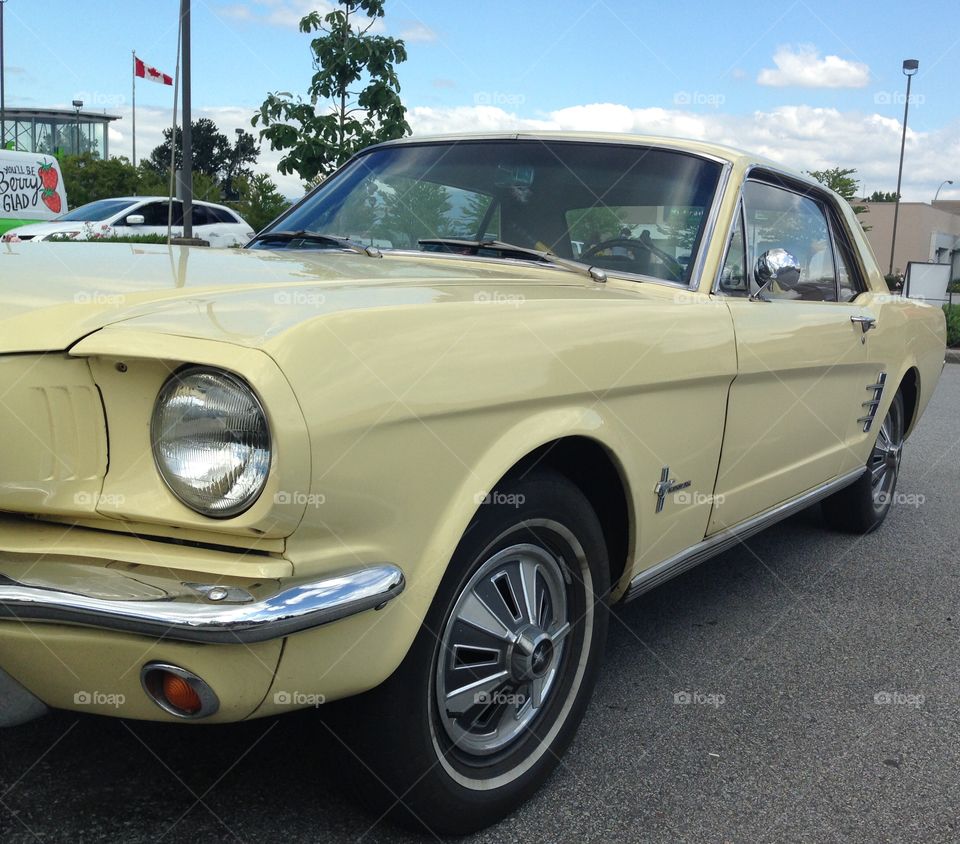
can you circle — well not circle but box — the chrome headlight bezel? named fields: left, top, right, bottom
left=150, top=366, right=272, bottom=519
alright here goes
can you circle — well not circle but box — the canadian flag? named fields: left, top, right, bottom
left=134, top=57, right=173, bottom=86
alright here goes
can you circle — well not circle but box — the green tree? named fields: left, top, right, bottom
left=147, top=118, right=258, bottom=196
left=867, top=190, right=899, bottom=202
left=232, top=173, right=291, bottom=232
left=254, top=0, right=410, bottom=183
left=60, top=154, right=167, bottom=207
left=807, top=167, right=870, bottom=228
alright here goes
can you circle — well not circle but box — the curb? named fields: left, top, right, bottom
left=946, top=349, right=960, bottom=365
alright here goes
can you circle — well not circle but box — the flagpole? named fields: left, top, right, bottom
left=167, top=16, right=182, bottom=243
left=131, top=50, right=136, bottom=169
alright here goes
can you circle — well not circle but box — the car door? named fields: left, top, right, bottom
left=708, top=176, right=880, bottom=533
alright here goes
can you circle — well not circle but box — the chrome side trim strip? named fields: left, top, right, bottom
left=623, top=468, right=866, bottom=602
left=0, top=564, right=405, bottom=644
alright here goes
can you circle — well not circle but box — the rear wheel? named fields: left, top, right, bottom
left=334, top=471, right=610, bottom=835
left=822, top=391, right=905, bottom=533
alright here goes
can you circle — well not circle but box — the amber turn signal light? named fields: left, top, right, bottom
left=140, top=663, right=220, bottom=719
left=162, top=672, right=202, bottom=715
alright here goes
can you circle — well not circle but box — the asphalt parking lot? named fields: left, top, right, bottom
left=2, top=366, right=958, bottom=843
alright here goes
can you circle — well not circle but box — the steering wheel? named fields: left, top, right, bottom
left=579, top=233, right=684, bottom=281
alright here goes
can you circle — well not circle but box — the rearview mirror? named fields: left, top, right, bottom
left=125, top=214, right=145, bottom=226
left=753, top=248, right=801, bottom=300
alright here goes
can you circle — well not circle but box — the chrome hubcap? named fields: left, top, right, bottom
left=435, top=543, right=571, bottom=757
left=869, top=408, right=903, bottom=506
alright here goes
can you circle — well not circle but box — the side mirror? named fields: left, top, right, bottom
left=753, top=248, right=801, bottom=300
left=125, top=214, right=145, bottom=226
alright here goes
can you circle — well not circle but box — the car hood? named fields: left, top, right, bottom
left=3, top=221, right=93, bottom=239
left=0, top=241, right=642, bottom=353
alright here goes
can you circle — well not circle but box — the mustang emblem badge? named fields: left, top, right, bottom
left=654, top=466, right=691, bottom=513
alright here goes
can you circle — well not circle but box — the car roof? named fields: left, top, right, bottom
left=96, top=196, right=232, bottom=211
left=366, top=131, right=823, bottom=192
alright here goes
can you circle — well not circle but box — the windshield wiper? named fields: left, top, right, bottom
left=418, top=238, right=607, bottom=283
left=249, top=230, right=381, bottom=256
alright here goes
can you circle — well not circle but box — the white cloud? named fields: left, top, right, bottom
left=95, top=96, right=959, bottom=204
left=407, top=102, right=958, bottom=202
left=219, top=4, right=253, bottom=21
left=399, top=22, right=438, bottom=43
left=757, top=45, right=870, bottom=89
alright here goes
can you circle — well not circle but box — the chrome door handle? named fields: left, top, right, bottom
left=850, top=315, right=877, bottom=333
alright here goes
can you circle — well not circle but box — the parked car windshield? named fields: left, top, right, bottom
left=57, top=198, right=137, bottom=222
left=251, top=140, right=723, bottom=284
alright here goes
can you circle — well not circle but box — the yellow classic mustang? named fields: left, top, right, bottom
left=0, top=133, right=945, bottom=833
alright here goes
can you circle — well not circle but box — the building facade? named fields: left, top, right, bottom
left=1, top=108, right=120, bottom=159
left=862, top=200, right=960, bottom=282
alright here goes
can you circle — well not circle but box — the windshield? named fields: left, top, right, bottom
left=57, top=198, right=137, bottom=222
left=251, top=140, right=723, bottom=284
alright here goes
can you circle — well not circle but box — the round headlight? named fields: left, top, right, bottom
left=151, top=367, right=271, bottom=518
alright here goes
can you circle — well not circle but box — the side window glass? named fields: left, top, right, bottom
left=742, top=180, right=838, bottom=302
left=137, top=202, right=169, bottom=226
left=836, top=244, right=857, bottom=302
left=830, top=221, right=864, bottom=303
left=718, top=203, right=747, bottom=295
left=212, top=207, right=239, bottom=224
left=192, top=205, right=210, bottom=226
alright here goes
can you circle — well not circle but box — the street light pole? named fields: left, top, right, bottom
left=934, top=180, right=953, bottom=202
left=72, top=99, right=83, bottom=155
left=1, top=0, right=8, bottom=150
left=889, top=58, right=919, bottom=277
left=179, top=0, right=193, bottom=240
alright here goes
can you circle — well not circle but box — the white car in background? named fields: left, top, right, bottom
left=2, top=196, right=255, bottom=247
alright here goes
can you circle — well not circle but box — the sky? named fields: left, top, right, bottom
left=3, top=0, right=959, bottom=200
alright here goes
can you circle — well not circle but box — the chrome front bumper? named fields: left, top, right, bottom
left=0, top=564, right=405, bottom=644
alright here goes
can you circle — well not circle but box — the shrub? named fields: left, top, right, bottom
left=944, top=305, right=960, bottom=348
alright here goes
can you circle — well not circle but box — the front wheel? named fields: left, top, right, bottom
left=822, top=391, right=905, bottom=533
left=337, top=471, right=610, bottom=834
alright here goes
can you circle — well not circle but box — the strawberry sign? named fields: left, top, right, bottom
left=0, top=151, right=68, bottom=225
